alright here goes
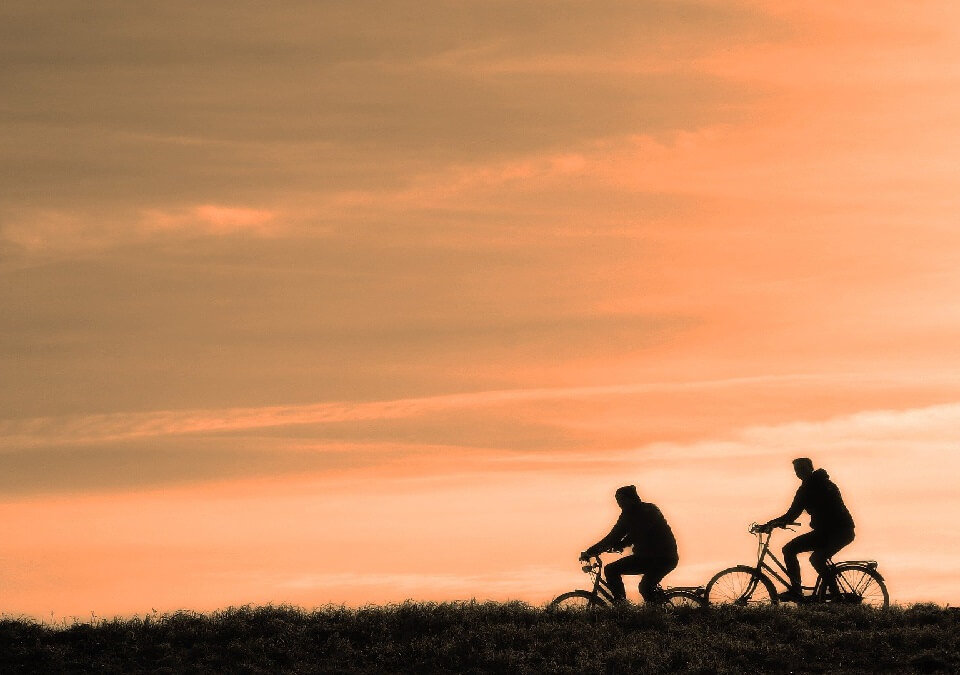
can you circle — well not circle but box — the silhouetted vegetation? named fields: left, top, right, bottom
left=1, top=602, right=957, bottom=673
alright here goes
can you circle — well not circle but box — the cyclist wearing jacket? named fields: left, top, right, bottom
left=761, top=457, right=855, bottom=601
left=580, top=485, right=679, bottom=603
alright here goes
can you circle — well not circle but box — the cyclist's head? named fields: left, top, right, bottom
left=614, top=484, right=640, bottom=507
left=792, top=457, right=814, bottom=479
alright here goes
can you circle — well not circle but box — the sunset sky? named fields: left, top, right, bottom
left=2, top=1, right=960, bottom=618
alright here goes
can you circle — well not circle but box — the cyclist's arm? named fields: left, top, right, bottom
left=584, top=514, right=627, bottom=557
left=766, top=485, right=805, bottom=528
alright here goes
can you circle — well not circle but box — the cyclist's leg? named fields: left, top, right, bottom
left=637, top=555, right=679, bottom=602
left=604, top=554, right=664, bottom=601
left=605, top=554, right=648, bottom=602
left=810, top=528, right=855, bottom=594
left=782, top=531, right=820, bottom=593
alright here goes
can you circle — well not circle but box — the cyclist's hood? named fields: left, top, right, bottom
left=807, top=468, right=831, bottom=483
left=615, top=484, right=641, bottom=504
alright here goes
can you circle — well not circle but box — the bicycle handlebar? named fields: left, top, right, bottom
left=578, top=554, right=602, bottom=574
left=749, top=521, right=801, bottom=534
left=579, top=546, right=623, bottom=561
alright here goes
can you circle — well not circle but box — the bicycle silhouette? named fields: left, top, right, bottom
left=551, top=551, right=705, bottom=608
left=705, top=522, right=889, bottom=608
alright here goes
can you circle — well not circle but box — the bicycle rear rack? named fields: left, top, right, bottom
left=835, top=560, right=878, bottom=569
left=669, top=586, right=707, bottom=595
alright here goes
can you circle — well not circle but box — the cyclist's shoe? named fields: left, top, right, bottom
left=777, top=589, right=804, bottom=603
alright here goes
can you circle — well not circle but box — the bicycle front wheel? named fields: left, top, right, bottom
left=705, top=566, right=778, bottom=606
left=821, top=564, right=889, bottom=609
left=550, top=590, right=605, bottom=608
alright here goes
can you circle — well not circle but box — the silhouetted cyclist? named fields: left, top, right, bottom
left=761, top=457, right=855, bottom=601
left=580, top=485, right=679, bottom=603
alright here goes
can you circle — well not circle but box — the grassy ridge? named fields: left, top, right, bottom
left=1, top=602, right=958, bottom=674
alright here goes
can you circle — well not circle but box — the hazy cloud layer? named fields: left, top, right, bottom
left=2, top=399, right=959, bottom=615
left=2, top=373, right=958, bottom=496
left=1, top=1, right=769, bottom=228
left=2, top=1, right=960, bottom=613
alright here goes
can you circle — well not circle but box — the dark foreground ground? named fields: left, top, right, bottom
left=1, top=602, right=958, bottom=674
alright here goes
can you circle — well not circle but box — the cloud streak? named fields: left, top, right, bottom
left=0, top=373, right=890, bottom=449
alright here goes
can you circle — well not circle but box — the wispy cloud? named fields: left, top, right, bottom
left=144, top=205, right=280, bottom=236
left=0, top=373, right=895, bottom=450
left=1, top=203, right=282, bottom=258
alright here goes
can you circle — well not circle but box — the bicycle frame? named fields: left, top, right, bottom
left=581, top=557, right=618, bottom=605
left=579, top=555, right=703, bottom=603
left=706, top=524, right=888, bottom=607
left=750, top=530, right=798, bottom=592
left=750, top=528, right=879, bottom=596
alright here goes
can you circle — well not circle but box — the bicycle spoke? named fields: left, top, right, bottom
left=663, top=590, right=704, bottom=608
left=831, top=566, right=888, bottom=608
left=551, top=590, right=603, bottom=608
left=707, top=567, right=775, bottom=606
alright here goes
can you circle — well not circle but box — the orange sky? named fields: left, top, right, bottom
left=2, top=1, right=960, bottom=618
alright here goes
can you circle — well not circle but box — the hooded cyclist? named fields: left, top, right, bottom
left=580, top=485, right=679, bottom=603
left=760, top=457, right=855, bottom=601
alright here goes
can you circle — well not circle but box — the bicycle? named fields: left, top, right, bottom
left=704, top=522, right=889, bottom=608
left=551, top=552, right=705, bottom=608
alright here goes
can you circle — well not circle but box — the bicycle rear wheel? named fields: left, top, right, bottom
left=550, top=590, right=605, bottom=608
left=820, top=564, right=889, bottom=609
left=705, top=565, right=778, bottom=606
left=661, top=589, right=705, bottom=608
